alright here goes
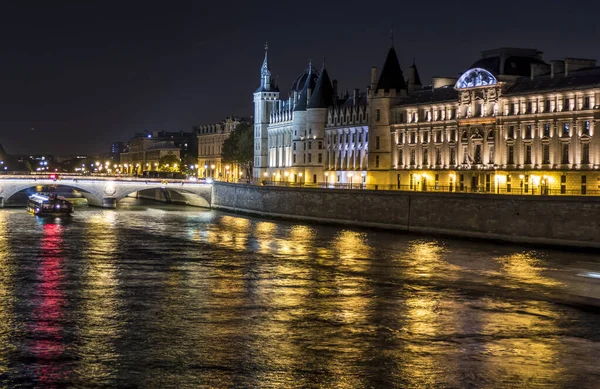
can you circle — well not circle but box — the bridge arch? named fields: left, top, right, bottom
left=0, top=178, right=212, bottom=208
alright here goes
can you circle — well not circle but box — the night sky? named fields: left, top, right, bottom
left=0, top=1, right=599, bottom=156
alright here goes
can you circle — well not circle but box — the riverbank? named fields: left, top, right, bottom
left=212, top=182, right=600, bottom=250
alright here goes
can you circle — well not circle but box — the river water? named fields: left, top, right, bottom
left=0, top=200, right=599, bottom=388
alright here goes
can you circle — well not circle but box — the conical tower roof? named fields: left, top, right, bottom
left=308, top=66, right=334, bottom=109
left=409, top=58, right=422, bottom=86
left=376, top=46, right=407, bottom=92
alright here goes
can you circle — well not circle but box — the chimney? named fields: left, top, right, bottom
left=370, top=67, right=378, bottom=90
left=551, top=60, right=565, bottom=79
left=353, top=88, right=359, bottom=105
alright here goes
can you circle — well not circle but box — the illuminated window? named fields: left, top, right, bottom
left=544, top=123, right=551, bottom=137
left=583, top=121, right=591, bottom=135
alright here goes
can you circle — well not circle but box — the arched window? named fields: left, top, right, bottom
left=455, top=68, right=498, bottom=89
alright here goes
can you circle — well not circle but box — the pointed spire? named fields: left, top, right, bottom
left=261, top=41, right=271, bottom=77
left=257, top=41, right=272, bottom=92
left=390, top=24, right=394, bottom=48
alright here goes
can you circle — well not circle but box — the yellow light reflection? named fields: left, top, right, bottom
left=494, top=252, right=560, bottom=287
left=0, top=211, right=14, bottom=371
left=76, top=211, right=122, bottom=383
left=480, top=299, right=564, bottom=387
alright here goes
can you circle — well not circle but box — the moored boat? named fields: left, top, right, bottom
left=27, top=193, right=74, bottom=216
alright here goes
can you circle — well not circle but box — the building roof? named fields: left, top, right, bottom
left=469, top=48, right=547, bottom=78
left=290, top=67, right=319, bottom=93
left=504, top=67, right=600, bottom=96
left=376, top=47, right=407, bottom=92
left=335, top=92, right=368, bottom=107
left=294, top=63, right=319, bottom=112
left=308, top=67, right=334, bottom=109
left=397, top=86, right=458, bottom=105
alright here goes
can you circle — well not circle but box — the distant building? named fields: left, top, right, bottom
left=120, top=130, right=197, bottom=175
left=111, top=142, right=126, bottom=155
left=254, top=43, right=600, bottom=195
left=196, top=116, right=251, bottom=180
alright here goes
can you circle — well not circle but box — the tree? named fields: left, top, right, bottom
left=158, top=153, right=180, bottom=172
left=222, top=122, right=254, bottom=179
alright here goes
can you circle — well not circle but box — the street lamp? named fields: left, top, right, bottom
left=226, top=165, right=230, bottom=182
left=211, top=164, right=215, bottom=179
left=348, top=172, right=353, bottom=189
left=325, top=172, right=329, bottom=188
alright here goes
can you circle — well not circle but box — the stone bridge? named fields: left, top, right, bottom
left=0, top=176, right=212, bottom=208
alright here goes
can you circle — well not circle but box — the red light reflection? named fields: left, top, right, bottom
left=28, top=222, right=68, bottom=385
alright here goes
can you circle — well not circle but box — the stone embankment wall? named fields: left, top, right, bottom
left=212, top=182, right=600, bottom=249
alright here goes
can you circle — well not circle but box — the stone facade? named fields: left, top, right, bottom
left=212, top=182, right=600, bottom=248
left=196, top=116, right=250, bottom=180
left=254, top=45, right=600, bottom=195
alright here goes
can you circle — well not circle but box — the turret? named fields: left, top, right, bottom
left=407, top=58, right=422, bottom=94
left=253, top=43, right=280, bottom=179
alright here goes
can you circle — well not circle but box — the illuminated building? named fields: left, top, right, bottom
left=120, top=131, right=196, bottom=175
left=196, top=116, right=250, bottom=180
left=391, top=48, right=600, bottom=195
left=254, top=43, right=600, bottom=194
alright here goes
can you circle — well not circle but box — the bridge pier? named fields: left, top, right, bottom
left=102, top=197, right=117, bottom=208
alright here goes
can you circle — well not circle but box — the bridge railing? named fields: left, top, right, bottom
left=0, top=175, right=212, bottom=185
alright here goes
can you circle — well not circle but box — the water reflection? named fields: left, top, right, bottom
left=0, top=207, right=597, bottom=388
left=28, top=222, right=67, bottom=385
left=0, top=212, right=13, bottom=375
left=75, top=211, right=122, bottom=385
left=494, top=252, right=560, bottom=287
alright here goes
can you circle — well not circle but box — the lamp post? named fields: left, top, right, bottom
left=226, top=165, right=230, bottom=182
left=495, top=175, right=500, bottom=194
left=348, top=172, right=353, bottom=189
left=204, top=164, right=208, bottom=178
left=211, top=164, right=215, bottom=179
left=519, top=174, right=524, bottom=194
left=324, top=172, right=329, bottom=188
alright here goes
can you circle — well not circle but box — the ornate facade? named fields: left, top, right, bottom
left=254, top=45, right=600, bottom=195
